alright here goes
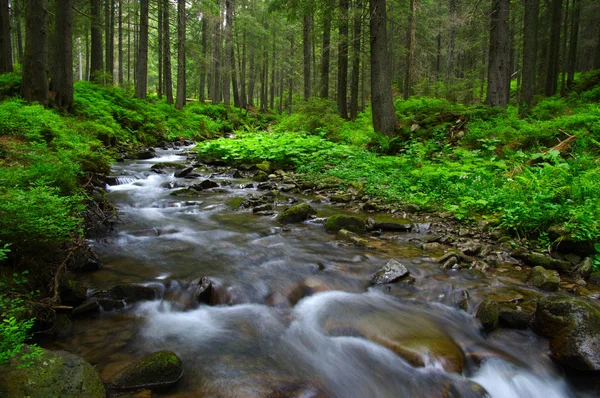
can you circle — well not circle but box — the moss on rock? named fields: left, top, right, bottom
left=111, top=350, right=183, bottom=390
left=277, top=202, right=317, bottom=223
left=476, top=299, right=499, bottom=332
left=324, top=215, right=366, bottom=234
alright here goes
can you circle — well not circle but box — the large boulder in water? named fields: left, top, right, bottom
left=370, top=259, right=411, bottom=285
left=0, top=348, right=105, bottom=398
left=324, top=214, right=366, bottom=234
left=111, top=350, right=183, bottom=390
left=533, top=295, right=600, bottom=371
left=476, top=299, right=499, bottom=332
left=277, top=202, right=317, bottom=223
left=526, top=266, right=560, bottom=291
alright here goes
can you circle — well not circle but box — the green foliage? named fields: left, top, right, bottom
left=276, top=98, right=345, bottom=141
left=0, top=271, right=43, bottom=367
left=0, top=73, right=21, bottom=99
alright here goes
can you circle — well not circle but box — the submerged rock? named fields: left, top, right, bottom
left=519, top=252, right=573, bottom=273
left=324, top=214, right=366, bottom=234
left=193, top=179, right=220, bottom=190
left=338, top=229, right=369, bottom=247
left=526, top=266, right=560, bottom=291
left=0, top=348, right=105, bottom=398
left=476, top=299, right=499, bottom=332
left=174, top=166, right=194, bottom=178
left=370, top=259, right=411, bottom=285
left=111, top=350, right=183, bottom=390
left=533, top=295, right=600, bottom=371
left=277, top=202, right=317, bottom=223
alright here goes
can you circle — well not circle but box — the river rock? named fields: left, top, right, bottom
left=573, top=258, right=593, bottom=280
left=72, top=299, right=101, bottom=317
left=277, top=202, right=317, bottom=223
left=91, top=284, right=161, bottom=307
left=526, top=266, right=560, bottom=291
left=59, top=278, right=88, bottom=306
left=111, top=350, right=183, bottom=390
left=174, top=167, right=193, bottom=178
left=499, top=303, right=535, bottom=329
left=324, top=214, right=366, bottom=234
left=194, top=179, right=219, bottom=190
left=253, top=203, right=273, bottom=213
left=589, top=271, right=600, bottom=285
left=372, top=221, right=412, bottom=232
left=170, top=188, right=200, bottom=197
left=253, top=170, right=269, bottom=182
left=255, top=161, right=272, bottom=173
left=0, top=348, right=105, bottom=398
left=125, top=150, right=156, bottom=160
left=338, top=229, right=369, bottom=247
left=476, top=299, right=499, bottom=332
left=518, top=252, right=573, bottom=273
left=533, top=295, right=600, bottom=371
left=195, top=277, right=213, bottom=304
left=370, top=259, right=410, bottom=285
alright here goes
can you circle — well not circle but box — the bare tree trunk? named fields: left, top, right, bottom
left=544, top=0, right=562, bottom=96
left=15, top=0, right=23, bottom=64
left=369, top=0, right=398, bottom=135
left=21, top=0, right=48, bottom=104
left=338, top=0, right=349, bottom=118
left=320, top=13, right=331, bottom=98
left=270, top=32, right=275, bottom=110
left=223, top=0, right=234, bottom=105
left=175, top=0, right=185, bottom=109
left=303, top=14, right=311, bottom=101
left=447, top=0, right=456, bottom=80
left=118, top=0, right=123, bottom=85
left=349, top=0, right=362, bottom=120
left=53, top=0, right=73, bottom=111
left=232, top=30, right=240, bottom=108
left=403, top=0, right=416, bottom=99
left=0, top=0, right=12, bottom=72
left=200, top=16, right=208, bottom=101
left=135, top=0, right=148, bottom=98
left=105, top=0, right=114, bottom=81
left=520, top=0, right=539, bottom=116
left=485, top=0, right=510, bottom=107
left=560, top=0, right=569, bottom=95
left=157, top=0, right=163, bottom=98
left=127, top=0, right=130, bottom=83
left=239, top=29, right=247, bottom=108
left=90, top=0, right=103, bottom=79
left=566, top=0, right=580, bottom=88
left=163, top=0, right=173, bottom=104
left=288, top=35, right=294, bottom=113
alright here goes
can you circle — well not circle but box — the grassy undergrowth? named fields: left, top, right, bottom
left=198, top=70, right=600, bottom=246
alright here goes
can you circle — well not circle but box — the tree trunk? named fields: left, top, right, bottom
left=320, top=14, right=331, bottom=98
left=15, top=0, right=23, bottom=64
left=126, top=0, right=130, bottom=83
left=163, top=0, right=173, bottom=104
left=0, top=0, right=12, bottom=72
left=118, top=0, right=123, bottom=84
left=485, top=0, right=510, bottom=107
left=566, top=0, right=580, bottom=88
left=403, top=0, right=416, bottom=100
left=337, top=0, right=349, bottom=118
left=175, top=0, right=185, bottom=110
left=200, top=16, right=208, bottom=101
left=288, top=35, right=294, bottom=113
left=232, top=29, right=240, bottom=108
left=349, top=0, right=362, bottom=120
left=239, top=29, right=247, bottom=108
left=520, top=0, right=539, bottom=116
left=90, top=0, right=103, bottom=79
left=544, top=0, right=562, bottom=96
left=369, top=0, right=398, bottom=135
left=447, top=0, right=456, bottom=80
left=157, top=0, right=163, bottom=97
left=559, top=0, right=569, bottom=95
left=135, top=0, right=148, bottom=98
left=224, top=0, right=234, bottom=106
left=270, top=32, right=276, bottom=110
left=303, top=14, right=311, bottom=101
left=53, top=0, right=73, bottom=111
left=212, top=17, right=221, bottom=103
left=21, top=0, right=48, bottom=104
left=105, top=0, right=113, bottom=81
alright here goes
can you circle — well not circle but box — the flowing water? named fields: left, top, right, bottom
left=48, top=146, right=586, bottom=397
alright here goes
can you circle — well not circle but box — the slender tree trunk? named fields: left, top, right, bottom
left=212, top=18, right=221, bottom=102
left=105, top=0, right=114, bottom=80
left=21, top=0, right=48, bottom=104
left=53, top=0, right=73, bottom=111
left=127, top=0, right=130, bottom=83
left=85, top=23, right=90, bottom=80
left=520, top=0, right=539, bottom=116
left=566, top=0, right=580, bottom=88
left=200, top=16, right=208, bottom=101
left=338, top=0, right=349, bottom=118
left=232, top=30, right=240, bottom=108
left=485, top=0, right=510, bottom=107
left=0, top=0, right=12, bottom=72
left=447, top=0, right=456, bottom=80
left=15, top=0, right=23, bottom=63
left=544, top=0, right=562, bottom=96
left=260, top=44, right=268, bottom=112
left=349, top=0, right=362, bottom=120
left=90, top=0, right=103, bottom=79
left=403, top=0, right=416, bottom=99
left=157, top=0, right=163, bottom=98
left=240, top=29, right=247, bottom=108
left=118, top=0, right=123, bottom=84
left=303, top=14, right=311, bottom=101
left=223, top=0, right=234, bottom=106
left=320, top=14, right=331, bottom=98
left=135, top=0, right=148, bottom=98
left=288, top=35, right=294, bottom=113
left=175, top=0, right=185, bottom=109
left=435, top=31, right=441, bottom=95
left=370, top=0, right=398, bottom=135
left=270, top=32, right=275, bottom=110
left=77, top=37, right=82, bottom=81
left=163, top=0, right=173, bottom=104
left=560, top=0, right=569, bottom=95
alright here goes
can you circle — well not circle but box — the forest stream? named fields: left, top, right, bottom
left=44, top=145, right=590, bottom=398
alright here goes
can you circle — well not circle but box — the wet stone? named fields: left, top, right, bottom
left=370, top=259, right=410, bottom=285
left=111, top=350, right=183, bottom=391
left=476, top=299, right=499, bottom=332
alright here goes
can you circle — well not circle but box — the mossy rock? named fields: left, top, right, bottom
left=277, top=203, right=317, bottom=223
left=526, top=266, right=560, bottom=291
left=170, top=188, right=200, bottom=197
left=253, top=170, right=269, bottom=182
left=324, top=215, right=366, bottom=234
left=111, top=350, right=183, bottom=390
left=476, top=299, right=499, bottom=332
left=255, top=161, right=272, bottom=173
left=0, top=348, right=105, bottom=398
left=226, top=196, right=245, bottom=210
left=589, top=271, right=600, bottom=285
left=520, top=252, right=573, bottom=273
left=150, top=162, right=187, bottom=170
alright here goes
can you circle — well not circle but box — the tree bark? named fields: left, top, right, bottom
left=135, top=0, right=148, bottom=98
left=15, top=0, right=23, bottom=64
left=239, top=29, right=247, bottom=108
left=163, top=0, right=173, bottom=104
left=270, top=32, right=276, bottom=110
left=369, top=0, right=398, bottom=135
left=544, top=0, right=562, bottom=96
left=403, top=0, right=416, bottom=100
left=200, top=16, right=208, bottom=102
left=337, top=0, right=349, bottom=118
left=105, top=0, right=114, bottom=80
left=21, top=0, right=48, bottom=105
left=520, top=0, right=539, bottom=116
left=90, top=0, right=103, bottom=79
left=566, top=0, right=580, bottom=88
left=157, top=0, right=163, bottom=98
left=485, top=0, right=510, bottom=107
left=175, top=0, right=185, bottom=109
left=0, top=0, right=12, bottom=72
left=447, top=0, right=456, bottom=80
left=53, top=0, right=73, bottom=111
left=319, top=13, right=331, bottom=99
left=303, top=14, right=312, bottom=101
left=223, top=0, right=234, bottom=106
left=288, top=35, right=294, bottom=113
left=118, top=0, right=123, bottom=84
left=349, top=0, right=362, bottom=120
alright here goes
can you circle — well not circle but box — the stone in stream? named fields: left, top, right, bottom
left=0, top=348, right=106, bottom=398
left=277, top=202, right=317, bottom=223
left=125, top=150, right=156, bottom=160
left=476, top=299, right=499, bottom=332
left=174, top=166, right=194, bottom=178
left=110, top=350, right=183, bottom=390
left=338, top=229, right=369, bottom=247
left=253, top=170, right=269, bottom=182
left=253, top=204, right=273, bottom=213
left=193, top=179, right=220, bottom=190
left=324, top=214, right=366, bottom=234
left=370, top=259, right=411, bottom=285
left=372, top=221, right=412, bottom=232
left=573, top=257, right=593, bottom=280
left=526, top=266, right=560, bottom=291
left=195, top=277, right=213, bottom=304
left=533, top=295, right=600, bottom=371
left=517, top=251, right=573, bottom=273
